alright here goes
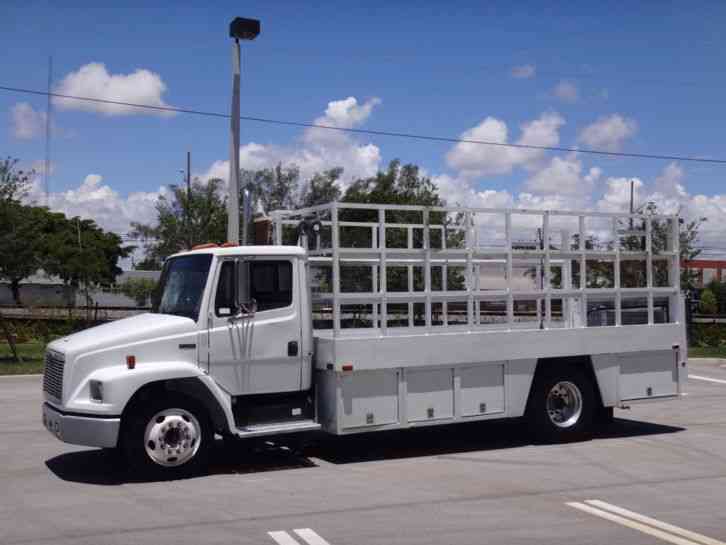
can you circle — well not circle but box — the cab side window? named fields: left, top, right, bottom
left=250, top=260, right=292, bottom=311
left=215, top=261, right=236, bottom=316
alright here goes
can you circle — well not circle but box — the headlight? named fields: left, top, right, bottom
left=89, top=380, right=104, bottom=403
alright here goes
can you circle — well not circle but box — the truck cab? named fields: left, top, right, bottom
left=42, top=245, right=318, bottom=475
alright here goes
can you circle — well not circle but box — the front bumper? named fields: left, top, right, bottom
left=42, top=402, right=120, bottom=448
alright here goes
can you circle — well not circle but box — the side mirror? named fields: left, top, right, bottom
left=241, top=297, right=257, bottom=316
left=229, top=259, right=256, bottom=322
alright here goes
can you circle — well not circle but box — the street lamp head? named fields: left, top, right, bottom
left=229, top=17, right=260, bottom=41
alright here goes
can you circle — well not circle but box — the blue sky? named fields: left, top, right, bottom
left=2, top=1, right=726, bottom=249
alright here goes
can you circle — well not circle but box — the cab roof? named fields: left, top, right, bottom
left=169, top=245, right=306, bottom=260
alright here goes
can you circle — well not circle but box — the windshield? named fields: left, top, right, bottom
left=153, top=254, right=213, bottom=320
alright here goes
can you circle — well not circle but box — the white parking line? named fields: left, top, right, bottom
left=268, top=531, right=301, bottom=545
left=567, top=500, right=726, bottom=545
left=585, top=500, right=725, bottom=545
left=690, top=375, right=726, bottom=385
left=268, top=529, right=333, bottom=545
left=294, top=528, right=333, bottom=545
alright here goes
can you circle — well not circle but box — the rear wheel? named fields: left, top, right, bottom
left=526, top=365, right=595, bottom=443
left=122, top=395, right=212, bottom=478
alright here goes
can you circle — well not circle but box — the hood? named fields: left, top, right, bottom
left=49, top=313, right=197, bottom=357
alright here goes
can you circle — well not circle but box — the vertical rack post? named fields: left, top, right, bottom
left=612, top=216, right=622, bottom=326
left=543, top=211, right=551, bottom=328
left=424, top=209, right=432, bottom=330
left=671, top=215, right=681, bottom=323
left=442, top=212, right=448, bottom=327
left=371, top=224, right=379, bottom=329
left=274, top=213, right=283, bottom=245
left=407, top=226, right=414, bottom=328
left=579, top=215, right=587, bottom=328
left=465, top=211, right=474, bottom=329
left=505, top=211, right=513, bottom=326
left=379, top=208, right=388, bottom=335
left=646, top=216, right=654, bottom=325
left=331, top=203, right=341, bottom=335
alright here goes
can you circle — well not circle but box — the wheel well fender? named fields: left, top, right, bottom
left=121, top=378, right=231, bottom=435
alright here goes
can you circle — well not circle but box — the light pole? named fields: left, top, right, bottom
left=227, top=17, right=260, bottom=245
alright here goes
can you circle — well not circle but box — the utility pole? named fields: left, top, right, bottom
left=227, top=17, right=260, bottom=245
left=44, top=56, right=53, bottom=205
left=228, top=40, right=241, bottom=244
left=187, top=151, right=192, bottom=247
left=629, top=179, right=635, bottom=231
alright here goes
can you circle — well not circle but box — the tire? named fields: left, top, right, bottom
left=121, top=394, right=212, bottom=478
left=526, top=365, right=596, bottom=443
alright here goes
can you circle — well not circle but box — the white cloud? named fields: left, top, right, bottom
left=303, top=96, right=381, bottom=146
left=11, top=102, right=46, bottom=139
left=592, top=162, right=726, bottom=247
left=552, top=80, right=579, bottom=103
left=202, top=96, right=383, bottom=191
left=525, top=154, right=602, bottom=195
left=510, top=64, right=536, bottom=79
left=653, top=162, right=687, bottom=197
left=595, top=176, right=644, bottom=213
left=445, top=112, right=565, bottom=178
left=315, top=96, right=380, bottom=129
left=25, top=173, right=165, bottom=234
left=578, top=114, right=637, bottom=152
left=53, top=62, right=173, bottom=116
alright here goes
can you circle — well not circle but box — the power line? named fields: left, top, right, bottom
left=2, top=84, right=726, bottom=166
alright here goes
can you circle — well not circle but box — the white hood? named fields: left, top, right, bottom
left=50, top=313, right=197, bottom=357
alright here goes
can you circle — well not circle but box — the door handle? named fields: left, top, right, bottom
left=288, top=341, right=299, bottom=357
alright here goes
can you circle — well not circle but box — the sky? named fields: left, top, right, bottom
left=2, top=1, right=726, bottom=264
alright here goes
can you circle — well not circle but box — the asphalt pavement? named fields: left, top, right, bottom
left=2, top=359, right=726, bottom=545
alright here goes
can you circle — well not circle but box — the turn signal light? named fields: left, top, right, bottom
left=126, top=355, right=136, bottom=369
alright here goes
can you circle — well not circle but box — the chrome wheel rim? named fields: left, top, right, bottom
left=546, top=381, right=583, bottom=428
left=143, top=408, right=201, bottom=467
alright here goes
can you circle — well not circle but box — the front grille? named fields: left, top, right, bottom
left=43, top=350, right=65, bottom=401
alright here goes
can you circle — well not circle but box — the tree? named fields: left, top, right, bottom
left=700, top=288, right=718, bottom=317
left=0, top=158, right=36, bottom=362
left=330, top=160, right=465, bottom=316
left=0, top=202, right=128, bottom=362
left=116, top=277, right=158, bottom=307
left=242, top=163, right=301, bottom=214
left=300, top=168, right=343, bottom=208
left=0, top=204, right=55, bottom=304
left=130, top=178, right=228, bottom=268
left=677, top=216, right=706, bottom=293
left=0, top=157, right=32, bottom=203
left=42, top=214, right=130, bottom=303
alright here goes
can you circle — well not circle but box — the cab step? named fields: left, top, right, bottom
left=235, top=419, right=321, bottom=438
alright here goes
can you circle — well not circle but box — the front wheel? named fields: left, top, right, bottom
left=122, top=395, right=212, bottom=478
left=526, top=366, right=595, bottom=443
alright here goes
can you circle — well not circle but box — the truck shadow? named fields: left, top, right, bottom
left=45, top=416, right=683, bottom=485
left=305, top=417, right=684, bottom=464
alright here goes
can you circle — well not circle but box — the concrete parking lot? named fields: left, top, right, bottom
left=2, top=360, right=726, bottom=545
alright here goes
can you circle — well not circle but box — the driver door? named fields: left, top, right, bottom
left=208, top=256, right=303, bottom=396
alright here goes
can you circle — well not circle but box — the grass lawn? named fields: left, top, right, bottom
left=0, top=341, right=46, bottom=375
left=689, top=345, right=726, bottom=359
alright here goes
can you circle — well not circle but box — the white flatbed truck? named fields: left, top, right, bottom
left=42, top=202, right=687, bottom=476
